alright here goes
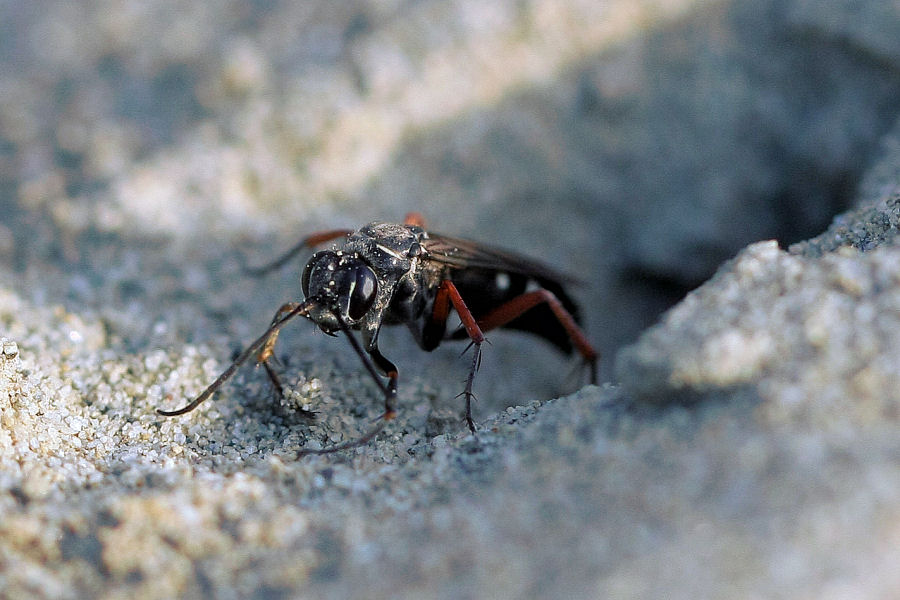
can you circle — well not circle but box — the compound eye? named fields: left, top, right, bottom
left=348, top=264, right=378, bottom=321
left=302, top=251, right=339, bottom=298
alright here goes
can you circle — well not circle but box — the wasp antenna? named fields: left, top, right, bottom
left=242, top=239, right=308, bottom=276
left=295, top=418, right=388, bottom=457
left=243, top=229, right=353, bottom=276
left=157, top=300, right=314, bottom=417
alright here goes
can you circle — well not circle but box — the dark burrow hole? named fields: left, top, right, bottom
left=575, top=5, right=900, bottom=369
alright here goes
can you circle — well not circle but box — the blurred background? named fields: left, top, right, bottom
left=2, top=0, right=899, bottom=407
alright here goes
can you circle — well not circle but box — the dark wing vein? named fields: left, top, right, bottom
left=420, top=232, right=578, bottom=285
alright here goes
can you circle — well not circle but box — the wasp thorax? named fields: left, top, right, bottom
left=302, top=251, right=378, bottom=328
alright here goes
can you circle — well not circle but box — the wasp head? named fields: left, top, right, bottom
left=301, top=250, right=378, bottom=332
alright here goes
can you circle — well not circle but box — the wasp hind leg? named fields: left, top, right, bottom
left=473, top=289, right=599, bottom=384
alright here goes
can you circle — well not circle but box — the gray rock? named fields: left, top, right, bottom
left=616, top=104, right=900, bottom=599
left=792, top=116, right=900, bottom=256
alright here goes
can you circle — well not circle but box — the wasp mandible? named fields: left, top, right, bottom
left=158, top=213, right=598, bottom=455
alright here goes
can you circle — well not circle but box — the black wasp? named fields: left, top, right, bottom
left=158, top=213, right=598, bottom=455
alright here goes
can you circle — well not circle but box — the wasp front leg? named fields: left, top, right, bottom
left=255, top=302, right=317, bottom=418
left=256, top=302, right=300, bottom=383
left=367, top=346, right=399, bottom=421
left=157, top=301, right=313, bottom=417
left=295, top=321, right=398, bottom=456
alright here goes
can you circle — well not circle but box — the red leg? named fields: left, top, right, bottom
left=431, top=280, right=486, bottom=432
left=404, top=212, right=427, bottom=228
left=474, top=289, right=598, bottom=383
left=244, top=229, right=353, bottom=275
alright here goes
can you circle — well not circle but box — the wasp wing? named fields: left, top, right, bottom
left=420, top=232, right=584, bottom=354
left=420, top=232, right=578, bottom=285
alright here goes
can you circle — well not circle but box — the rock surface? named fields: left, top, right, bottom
left=2, top=1, right=900, bottom=598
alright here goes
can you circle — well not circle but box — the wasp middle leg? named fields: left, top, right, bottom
left=424, top=280, right=486, bottom=432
